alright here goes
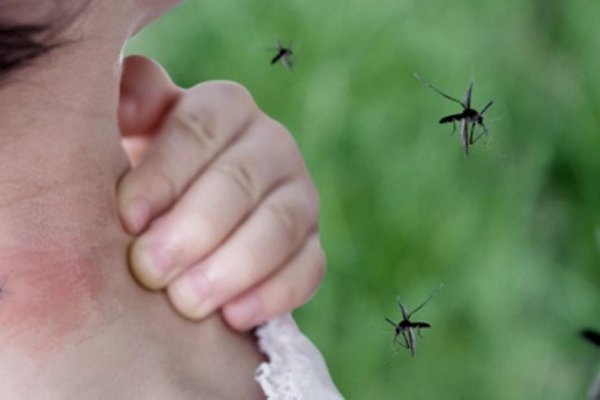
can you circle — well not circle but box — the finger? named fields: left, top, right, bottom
left=118, top=81, right=260, bottom=234
left=222, top=234, right=326, bottom=331
left=119, top=56, right=182, bottom=166
left=166, top=180, right=319, bottom=319
left=129, top=116, right=304, bottom=289
left=119, top=55, right=181, bottom=137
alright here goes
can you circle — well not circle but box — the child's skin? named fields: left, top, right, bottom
left=0, top=0, right=323, bottom=396
left=118, top=55, right=324, bottom=331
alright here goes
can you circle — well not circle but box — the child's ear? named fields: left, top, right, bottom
left=118, top=55, right=182, bottom=165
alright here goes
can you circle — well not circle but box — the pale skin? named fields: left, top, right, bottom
left=0, top=0, right=323, bottom=397
left=119, top=56, right=324, bottom=331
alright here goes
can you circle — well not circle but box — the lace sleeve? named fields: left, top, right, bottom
left=254, top=314, right=344, bottom=400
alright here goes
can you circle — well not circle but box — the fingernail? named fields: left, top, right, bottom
left=228, top=294, right=262, bottom=329
left=171, top=270, right=212, bottom=318
left=128, top=198, right=150, bottom=233
left=132, top=242, right=172, bottom=289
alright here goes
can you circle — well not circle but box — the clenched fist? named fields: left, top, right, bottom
left=117, top=56, right=325, bottom=331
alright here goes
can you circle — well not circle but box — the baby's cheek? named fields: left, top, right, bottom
left=0, top=249, right=103, bottom=359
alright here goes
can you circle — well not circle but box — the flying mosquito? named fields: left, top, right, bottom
left=582, top=329, right=600, bottom=348
left=582, top=328, right=600, bottom=400
left=415, top=73, right=493, bottom=156
left=385, top=283, right=443, bottom=357
left=270, top=39, right=293, bottom=71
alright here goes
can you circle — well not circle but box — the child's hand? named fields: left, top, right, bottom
left=117, top=56, right=324, bottom=331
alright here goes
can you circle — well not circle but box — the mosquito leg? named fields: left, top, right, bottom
left=472, top=130, right=484, bottom=144
left=414, top=73, right=466, bottom=108
left=405, top=329, right=416, bottom=357
left=390, top=329, right=408, bottom=349
left=450, top=121, right=457, bottom=136
left=394, top=334, right=408, bottom=349
left=407, top=283, right=444, bottom=319
left=401, top=330, right=411, bottom=351
left=468, top=122, right=477, bottom=144
left=472, top=123, right=489, bottom=144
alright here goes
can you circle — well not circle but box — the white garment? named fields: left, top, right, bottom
left=254, top=314, right=344, bottom=400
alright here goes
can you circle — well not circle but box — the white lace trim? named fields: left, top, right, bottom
left=254, top=314, right=344, bottom=400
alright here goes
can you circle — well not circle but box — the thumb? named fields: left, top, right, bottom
left=119, top=55, right=182, bottom=163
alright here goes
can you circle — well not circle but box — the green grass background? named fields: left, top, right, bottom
left=126, top=1, right=600, bottom=398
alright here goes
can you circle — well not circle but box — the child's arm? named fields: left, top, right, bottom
left=117, top=56, right=324, bottom=331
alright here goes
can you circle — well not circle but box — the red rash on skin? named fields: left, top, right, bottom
left=0, top=247, right=104, bottom=358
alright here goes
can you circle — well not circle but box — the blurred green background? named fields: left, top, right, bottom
left=126, top=0, right=600, bottom=398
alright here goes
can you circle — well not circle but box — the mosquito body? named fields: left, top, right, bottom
left=270, top=39, right=293, bottom=71
left=415, top=73, right=493, bottom=156
left=582, top=329, right=600, bottom=348
left=582, top=329, right=600, bottom=400
left=385, top=284, right=442, bottom=357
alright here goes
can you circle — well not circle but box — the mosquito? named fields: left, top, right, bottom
left=270, top=39, right=293, bottom=71
left=415, top=73, right=493, bottom=156
left=385, top=283, right=443, bottom=357
left=582, top=329, right=600, bottom=348
left=582, top=328, right=600, bottom=400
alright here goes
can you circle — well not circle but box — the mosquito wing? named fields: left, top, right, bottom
left=281, top=53, right=293, bottom=71
left=460, top=119, right=469, bottom=156
left=463, top=81, right=473, bottom=109
left=406, top=327, right=417, bottom=357
left=398, top=301, right=410, bottom=321
left=590, top=373, right=600, bottom=400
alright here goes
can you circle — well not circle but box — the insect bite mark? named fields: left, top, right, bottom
left=0, top=249, right=104, bottom=358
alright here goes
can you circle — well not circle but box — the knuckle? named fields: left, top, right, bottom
left=234, top=244, right=260, bottom=286
left=264, top=118, right=301, bottom=164
left=303, top=179, right=321, bottom=218
left=312, top=242, right=327, bottom=282
left=265, top=201, right=305, bottom=248
left=295, top=240, right=326, bottom=304
left=195, top=216, right=220, bottom=250
left=205, top=81, right=259, bottom=115
left=210, top=160, right=257, bottom=202
left=290, top=179, right=320, bottom=228
left=272, top=280, right=297, bottom=310
left=174, top=212, right=218, bottom=256
left=152, top=167, right=178, bottom=206
left=170, top=102, right=218, bottom=150
left=216, top=81, right=254, bottom=103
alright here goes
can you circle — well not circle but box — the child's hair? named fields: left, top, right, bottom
left=0, top=1, right=91, bottom=83
left=0, top=20, right=58, bottom=79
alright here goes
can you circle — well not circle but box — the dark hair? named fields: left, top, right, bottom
left=0, top=1, right=91, bottom=82
left=0, top=22, right=58, bottom=77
